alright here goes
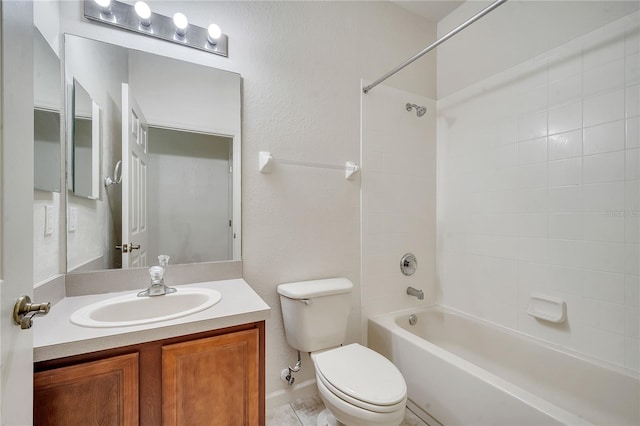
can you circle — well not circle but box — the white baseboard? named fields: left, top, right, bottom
left=266, top=378, right=318, bottom=411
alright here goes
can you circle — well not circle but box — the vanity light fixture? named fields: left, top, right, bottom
left=134, top=1, right=151, bottom=27
left=173, top=12, right=188, bottom=37
left=84, top=0, right=229, bottom=57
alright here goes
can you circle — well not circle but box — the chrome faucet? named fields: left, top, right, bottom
left=406, top=286, right=424, bottom=300
left=138, top=255, right=176, bottom=297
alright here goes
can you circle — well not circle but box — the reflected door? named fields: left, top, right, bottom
left=121, top=83, right=149, bottom=268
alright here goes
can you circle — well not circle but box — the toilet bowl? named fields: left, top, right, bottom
left=311, top=344, right=407, bottom=426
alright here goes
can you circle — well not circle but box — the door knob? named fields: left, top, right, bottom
left=13, top=295, right=50, bottom=329
left=116, top=242, right=141, bottom=253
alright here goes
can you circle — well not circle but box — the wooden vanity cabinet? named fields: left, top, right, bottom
left=34, top=322, right=265, bottom=426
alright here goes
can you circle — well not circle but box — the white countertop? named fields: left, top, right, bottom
left=34, top=278, right=270, bottom=362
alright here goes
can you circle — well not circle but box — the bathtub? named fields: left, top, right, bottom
left=368, top=305, right=639, bottom=426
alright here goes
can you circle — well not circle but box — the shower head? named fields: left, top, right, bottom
left=406, top=103, right=427, bottom=117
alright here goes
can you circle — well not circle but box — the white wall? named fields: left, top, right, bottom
left=361, top=84, right=437, bottom=336
left=57, top=0, right=436, bottom=401
left=437, top=6, right=640, bottom=371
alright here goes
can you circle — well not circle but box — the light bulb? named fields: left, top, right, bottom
left=173, top=12, right=188, bottom=36
left=207, top=24, right=222, bottom=44
left=134, top=1, right=151, bottom=26
left=94, top=0, right=111, bottom=14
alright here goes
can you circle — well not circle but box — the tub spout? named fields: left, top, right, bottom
left=407, top=286, right=424, bottom=300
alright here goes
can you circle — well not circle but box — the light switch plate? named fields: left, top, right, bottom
left=69, top=207, right=78, bottom=232
left=44, top=205, right=54, bottom=236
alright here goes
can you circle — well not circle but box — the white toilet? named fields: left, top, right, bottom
left=277, top=278, right=407, bottom=426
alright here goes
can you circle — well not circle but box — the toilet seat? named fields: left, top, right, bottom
left=311, top=344, right=407, bottom=413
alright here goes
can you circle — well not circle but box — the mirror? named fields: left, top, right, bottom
left=34, top=28, right=61, bottom=193
left=33, top=27, right=63, bottom=285
left=64, top=34, right=241, bottom=273
left=72, top=79, right=101, bottom=200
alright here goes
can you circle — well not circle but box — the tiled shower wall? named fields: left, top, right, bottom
left=437, top=11, right=639, bottom=371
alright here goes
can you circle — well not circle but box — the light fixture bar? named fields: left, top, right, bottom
left=84, top=0, right=228, bottom=58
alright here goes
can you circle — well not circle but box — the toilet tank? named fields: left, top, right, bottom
left=277, top=278, right=353, bottom=353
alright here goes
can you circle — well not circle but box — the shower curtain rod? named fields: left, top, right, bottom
left=362, top=0, right=508, bottom=94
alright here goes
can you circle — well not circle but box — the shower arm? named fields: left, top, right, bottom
left=362, top=0, right=508, bottom=94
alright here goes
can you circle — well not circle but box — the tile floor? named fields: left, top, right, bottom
left=266, top=394, right=428, bottom=426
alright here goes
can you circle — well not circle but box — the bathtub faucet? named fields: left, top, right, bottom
left=406, top=286, right=424, bottom=300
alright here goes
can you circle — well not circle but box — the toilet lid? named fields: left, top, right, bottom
left=312, top=344, right=406, bottom=407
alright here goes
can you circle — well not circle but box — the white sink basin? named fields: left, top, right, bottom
left=70, top=288, right=222, bottom=328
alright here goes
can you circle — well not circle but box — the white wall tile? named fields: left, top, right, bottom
left=548, top=265, right=584, bottom=295
left=627, top=116, right=640, bottom=149
left=626, top=274, right=640, bottom=307
left=584, top=299, right=625, bottom=334
left=518, top=238, right=548, bottom=264
left=548, top=157, right=582, bottom=187
left=518, top=137, right=547, bottom=165
left=518, top=214, right=548, bottom=238
left=549, top=186, right=582, bottom=212
left=583, top=241, right=626, bottom=273
left=583, top=269, right=626, bottom=304
left=584, top=89, right=625, bottom=127
left=626, top=148, right=639, bottom=181
left=548, top=74, right=582, bottom=108
left=583, top=120, right=625, bottom=155
left=625, top=306, right=639, bottom=338
left=627, top=26, right=640, bottom=56
left=518, top=110, right=547, bottom=141
left=624, top=338, right=639, bottom=370
left=627, top=84, right=639, bottom=118
left=582, top=326, right=625, bottom=365
left=548, top=239, right=583, bottom=268
left=625, top=243, right=639, bottom=275
left=493, top=143, right=518, bottom=169
left=583, top=182, right=625, bottom=213
left=626, top=215, right=639, bottom=243
left=549, top=101, right=582, bottom=135
left=583, top=58, right=625, bottom=97
left=549, top=213, right=583, bottom=240
left=518, top=162, right=547, bottom=189
left=626, top=53, right=639, bottom=86
left=625, top=181, right=639, bottom=211
left=514, top=188, right=548, bottom=213
left=583, top=151, right=626, bottom=184
left=583, top=213, right=625, bottom=242
left=548, top=130, right=582, bottom=160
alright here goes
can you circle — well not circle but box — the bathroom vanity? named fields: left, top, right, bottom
left=33, top=278, right=269, bottom=425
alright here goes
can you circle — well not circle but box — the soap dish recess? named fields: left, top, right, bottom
left=527, top=295, right=566, bottom=324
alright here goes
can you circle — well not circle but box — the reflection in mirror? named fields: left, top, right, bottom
left=64, top=34, right=241, bottom=274
left=33, top=27, right=63, bottom=285
left=34, top=28, right=61, bottom=192
left=72, top=79, right=101, bottom=199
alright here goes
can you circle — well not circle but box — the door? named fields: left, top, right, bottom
left=34, top=353, right=139, bottom=425
left=0, top=1, right=36, bottom=424
left=162, top=329, right=260, bottom=426
left=121, top=83, right=149, bottom=268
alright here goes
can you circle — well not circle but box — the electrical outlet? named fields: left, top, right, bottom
left=69, top=207, right=78, bottom=232
left=44, top=205, right=54, bottom=236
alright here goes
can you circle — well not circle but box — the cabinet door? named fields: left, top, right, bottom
left=34, top=352, right=139, bottom=426
left=162, top=328, right=259, bottom=426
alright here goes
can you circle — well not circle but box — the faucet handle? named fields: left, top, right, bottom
left=158, top=255, right=170, bottom=267
left=149, top=265, right=164, bottom=283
